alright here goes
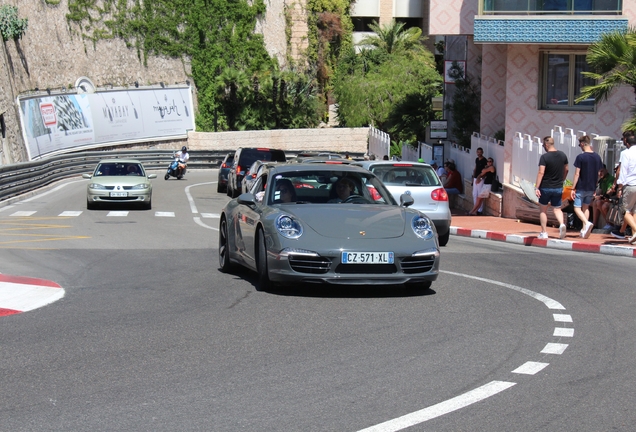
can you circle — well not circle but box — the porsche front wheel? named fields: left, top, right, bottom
left=219, top=217, right=233, bottom=272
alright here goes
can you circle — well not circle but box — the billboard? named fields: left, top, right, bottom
left=18, top=87, right=195, bottom=160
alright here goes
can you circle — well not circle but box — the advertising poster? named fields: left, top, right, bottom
left=19, top=86, right=194, bottom=160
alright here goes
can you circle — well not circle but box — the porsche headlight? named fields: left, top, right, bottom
left=88, top=183, right=107, bottom=190
left=131, top=183, right=150, bottom=190
left=276, top=215, right=303, bottom=239
left=412, top=215, right=435, bottom=239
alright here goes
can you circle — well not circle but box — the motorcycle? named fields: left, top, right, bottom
left=165, top=154, right=187, bottom=180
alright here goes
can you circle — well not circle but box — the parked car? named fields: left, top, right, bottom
left=353, top=160, right=451, bottom=246
left=217, top=153, right=234, bottom=193
left=226, top=147, right=286, bottom=198
left=83, top=159, right=157, bottom=210
left=218, top=163, right=440, bottom=290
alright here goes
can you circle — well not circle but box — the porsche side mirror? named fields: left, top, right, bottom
left=400, top=193, right=414, bottom=207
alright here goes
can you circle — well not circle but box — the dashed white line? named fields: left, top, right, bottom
left=58, top=211, right=82, bottom=217
left=200, top=213, right=220, bottom=218
left=357, top=381, right=516, bottom=432
left=512, top=362, right=549, bottom=375
left=541, top=343, right=569, bottom=355
left=553, top=313, right=573, bottom=322
left=155, top=212, right=175, bottom=217
left=553, top=328, right=574, bottom=337
left=107, top=211, right=129, bottom=217
left=10, top=211, right=37, bottom=217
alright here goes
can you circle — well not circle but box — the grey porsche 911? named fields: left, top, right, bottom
left=218, top=163, right=440, bottom=290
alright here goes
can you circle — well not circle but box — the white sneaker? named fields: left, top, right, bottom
left=629, top=234, right=636, bottom=245
left=538, top=232, right=549, bottom=239
left=583, top=221, right=594, bottom=239
left=559, top=224, right=567, bottom=239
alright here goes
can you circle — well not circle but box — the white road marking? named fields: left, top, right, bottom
left=441, top=270, right=566, bottom=310
left=107, top=211, right=129, bottom=217
left=185, top=182, right=215, bottom=214
left=0, top=281, right=65, bottom=312
left=553, top=313, right=573, bottom=322
left=554, top=328, right=574, bottom=337
left=58, top=211, right=82, bottom=217
left=0, top=205, right=15, bottom=213
left=10, top=211, right=37, bottom=217
left=541, top=343, right=568, bottom=355
left=512, top=362, right=549, bottom=375
left=201, top=213, right=220, bottom=218
left=194, top=217, right=218, bottom=231
left=155, top=212, right=175, bottom=217
left=356, top=381, right=516, bottom=432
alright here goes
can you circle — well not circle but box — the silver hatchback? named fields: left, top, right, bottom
left=354, top=161, right=451, bottom=245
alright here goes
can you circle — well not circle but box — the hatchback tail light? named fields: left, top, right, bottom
left=431, top=188, right=448, bottom=201
left=366, top=185, right=382, bottom=201
left=236, top=165, right=242, bottom=175
left=221, top=162, right=228, bottom=168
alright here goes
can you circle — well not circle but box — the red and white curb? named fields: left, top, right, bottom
left=450, top=227, right=636, bottom=258
left=0, top=274, right=65, bottom=317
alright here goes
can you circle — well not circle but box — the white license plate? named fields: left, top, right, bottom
left=341, top=252, right=394, bottom=264
left=110, top=192, right=128, bottom=197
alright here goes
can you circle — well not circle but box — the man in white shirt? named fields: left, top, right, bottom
left=617, top=134, right=636, bottom=243
left=175, top=146, right=190, bottom=176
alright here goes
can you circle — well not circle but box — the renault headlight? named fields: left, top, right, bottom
left=88, top=183, right=107, bottom=190
left=276, top=215, right=303, bottom=239
left=131, top=183, right=150, bottom=190
left=412, top=215, right=435, bottom=239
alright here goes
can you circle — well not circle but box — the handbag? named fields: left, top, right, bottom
left=607, top=199, right=623, bottom=227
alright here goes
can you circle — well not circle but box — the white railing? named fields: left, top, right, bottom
left=510, top=125, right=623, bottom=187
left=401, top=141, right=434, bottom=162
left=368, top=127, right=390, bottom=159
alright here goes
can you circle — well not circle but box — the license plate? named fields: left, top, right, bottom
left=110, top=192, right=128, bottom=197
left=341, top=252, right=394, bottom=264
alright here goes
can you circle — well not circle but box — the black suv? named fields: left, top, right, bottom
left=227, top=147, right=286, bottom=198
left=217, top=153, right=234, bottom=193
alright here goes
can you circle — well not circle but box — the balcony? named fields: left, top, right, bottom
left=481, top=0, right=622, bottom=15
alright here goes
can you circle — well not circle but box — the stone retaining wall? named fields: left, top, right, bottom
left=187, top=127, right=369, bottom=153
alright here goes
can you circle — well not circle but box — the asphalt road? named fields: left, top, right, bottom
left=1, top=170, right=635, bottom=431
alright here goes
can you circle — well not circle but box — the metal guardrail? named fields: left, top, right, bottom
left=0, top=149, right=228, bottom=203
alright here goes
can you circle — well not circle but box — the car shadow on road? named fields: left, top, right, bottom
left=266, top=284, right=436, bottom=298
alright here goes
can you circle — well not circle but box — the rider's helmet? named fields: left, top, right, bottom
left=181, top=146, right=187, bottom=152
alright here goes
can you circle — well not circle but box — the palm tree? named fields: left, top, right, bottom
left=578, top=27, right=636, bottom=129
left=359, top=20, right=424, bottom=55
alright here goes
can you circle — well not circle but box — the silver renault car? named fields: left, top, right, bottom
left=354, top=161, right=451, bottom=246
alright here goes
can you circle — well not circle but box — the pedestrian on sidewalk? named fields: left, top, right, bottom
left=535, top=136, right=569, bottom=239
left=609, top=131, right=634, bottom=239
left=469, top=157, right=496, bottom=215
left=570, top=135, right=603, bottom=239
left=472, top=148, right=488, bottom=214
left=616, top=133, right=636, bottom=244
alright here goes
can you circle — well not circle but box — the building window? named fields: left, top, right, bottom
left=540, top=52, right=595, bottom=111
left=351, top=17, right=378, bottom=32
left=395, top=17, right=423, bottom=30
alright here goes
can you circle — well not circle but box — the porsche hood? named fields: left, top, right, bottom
left=285, top=205, right=410, bottom=239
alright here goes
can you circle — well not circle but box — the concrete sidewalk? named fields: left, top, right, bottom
left=450, top=211, right=636, bottom=258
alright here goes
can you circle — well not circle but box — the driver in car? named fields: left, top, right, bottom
left=329, top=177, right=356, bottom=203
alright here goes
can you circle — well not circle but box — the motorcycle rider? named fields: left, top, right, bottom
left=175, top=146, right=190, bottom=177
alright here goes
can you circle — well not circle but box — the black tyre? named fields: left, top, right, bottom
left=217, top=183, right=222, bottom=193
left=439, top=230, right=450, bottom=247
left=256, top=228, right=270, bottom=290
left=219, top=217, right=233, bottom=272
left=164, top=174, right=170, bottom=180
left=144, top=199, right=152, bottom=210
left=87, top=200, right=97, bottom=210
left=227, top=184, right=233, bottom=197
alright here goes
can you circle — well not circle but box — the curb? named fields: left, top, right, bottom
left=0, top=274, right=65, bottom=317
left=450, top=227, right=636, bottom=258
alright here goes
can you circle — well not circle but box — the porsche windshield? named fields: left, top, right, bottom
left=267, top=171, right=397, bottom=205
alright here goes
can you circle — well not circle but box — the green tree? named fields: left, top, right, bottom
left=577, top=27, right=636, bottom=131
left=359, top=20, right=422, bottom=55
left=333, top=20, right=442, bottom=143
left=445, top=61, right=480, bottom=148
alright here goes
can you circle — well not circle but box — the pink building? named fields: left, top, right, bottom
left=430, top=0, right=635, bottom=184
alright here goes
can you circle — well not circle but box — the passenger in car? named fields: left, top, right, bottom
left=274, top=179, right=297, bottom=203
